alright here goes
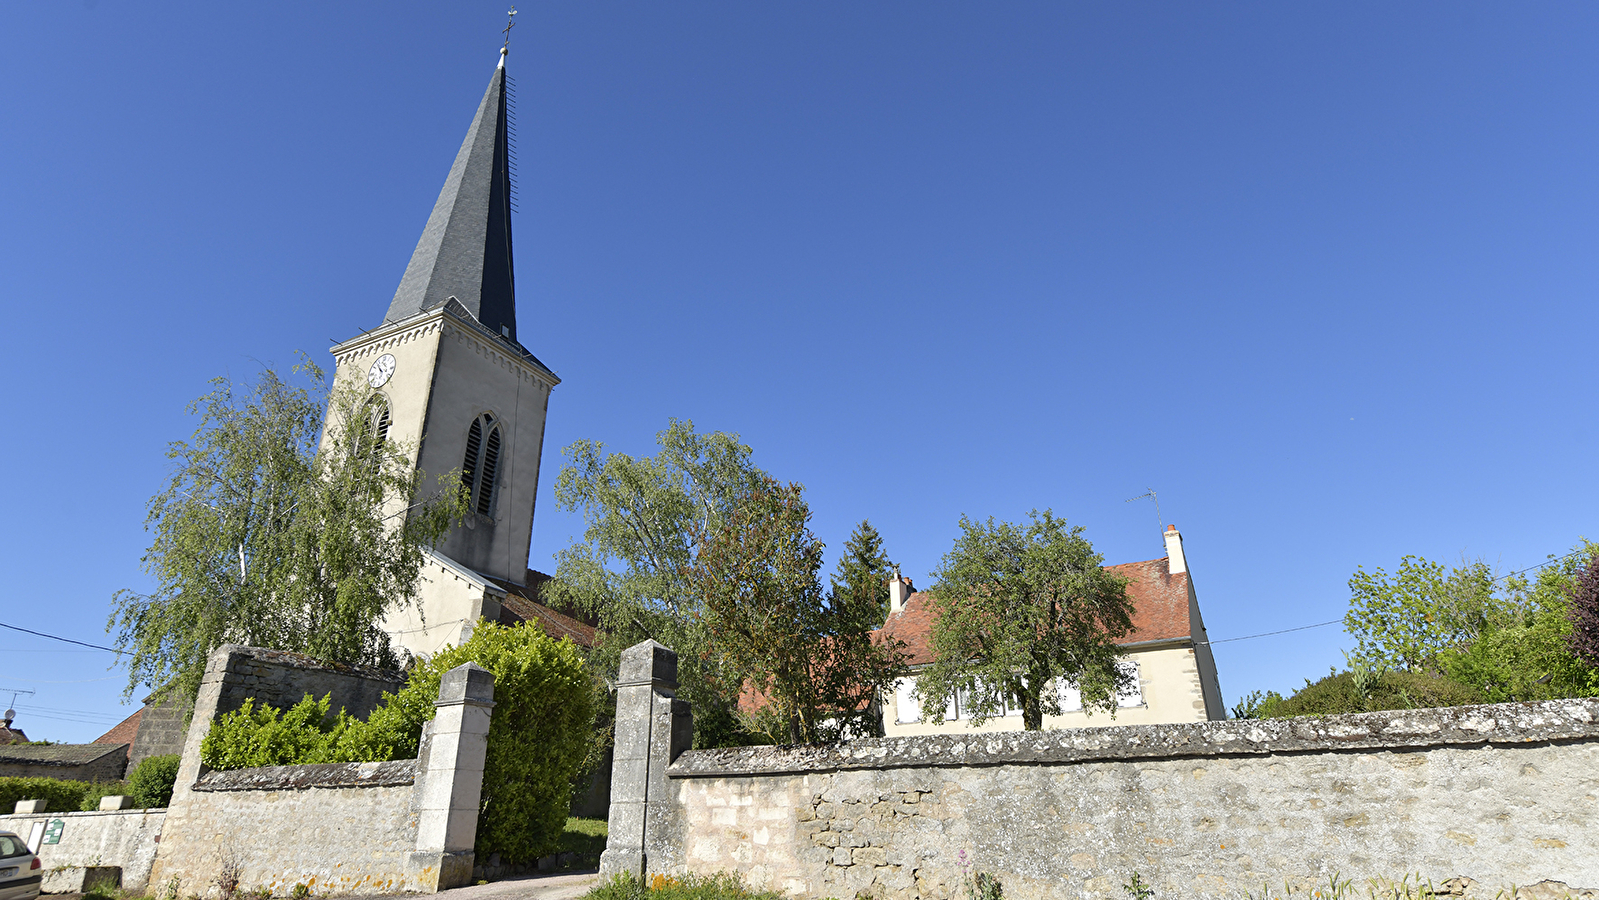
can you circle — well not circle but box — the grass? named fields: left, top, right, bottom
left=558, top=817, right=609, bottom=870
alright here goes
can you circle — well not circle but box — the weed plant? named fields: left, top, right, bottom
left=582, top=871, right=787, bottom=900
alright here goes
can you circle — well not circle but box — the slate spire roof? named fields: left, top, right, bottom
left=385, top=50, right=519, bottom=342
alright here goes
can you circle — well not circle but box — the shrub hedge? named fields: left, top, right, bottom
left=199, top=621, right=598, bottom=865
left=0, top=777, right=94, bottom=814
left=127, top=754, right=181, bottom=808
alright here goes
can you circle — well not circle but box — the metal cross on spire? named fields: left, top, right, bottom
left=502, top=7, right=517, bottom=51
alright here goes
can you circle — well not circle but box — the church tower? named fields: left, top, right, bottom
left=325, top=48, right=559, bottom=657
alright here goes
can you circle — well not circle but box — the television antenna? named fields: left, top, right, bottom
left=0, top=688, right=35, bottom=723
left=1125, top=488, right=1163, bottom=534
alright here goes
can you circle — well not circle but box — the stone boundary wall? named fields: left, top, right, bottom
left=148, top=647, right=494, bottom=897
left=605, top=641, right=1599, bottom=900
left=204, top=646, right=405, bottom=722
left=0, top=808, right=166, bottom=892
left=129, top=695, right=191, bottom=772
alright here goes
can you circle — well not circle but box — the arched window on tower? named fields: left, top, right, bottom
left=359, top=396, right=391, bottom=458
left=461, top=413, right=503, bottom=518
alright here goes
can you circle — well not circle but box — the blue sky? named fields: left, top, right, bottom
left=3, top=3, right=1597, bottom=741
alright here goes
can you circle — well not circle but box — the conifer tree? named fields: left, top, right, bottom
left=832, top=520, right=894, bottom=624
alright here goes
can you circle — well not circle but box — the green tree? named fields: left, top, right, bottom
left=694, top=480, right=905, bottom=744
left=545, top=419, right=766, bottom=748
left=1344, top=555, right=1505, bottom=672
left=406, top=623, right=597, bottom=864
left=916, top=510, right=1135, bottom=730
left=1436, top=543, right=1599, bottom=701
left=109, top=361, right=466, bottom=703
left=832, top=520, right=893, bottom=625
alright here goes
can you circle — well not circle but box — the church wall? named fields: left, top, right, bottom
left=421, top=316, right=551, bottom=583
left=379, top=556, right=503, bottom=661
left=325, top=315, right=444, bottom=507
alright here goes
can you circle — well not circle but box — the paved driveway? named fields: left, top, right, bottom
left=365, top=871, right=600, bottom=900
left=451, top=872, right=600, bottom=900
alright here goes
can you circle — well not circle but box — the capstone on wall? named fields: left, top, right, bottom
left=0, top=809, right=166, bottom=891
left=657, top=699, right=1599, bottom=900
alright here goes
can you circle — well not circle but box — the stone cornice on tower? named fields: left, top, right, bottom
left=332, top=299, right=560, bottom=391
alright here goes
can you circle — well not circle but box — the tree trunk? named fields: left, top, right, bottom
left=1021, top=690, right=1043, bottom=730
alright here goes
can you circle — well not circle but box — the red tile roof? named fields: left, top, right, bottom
left=489, top=573, right=598, bottom=648
left=876, top=555, right=1193, bottom=666
left=93, top=708, right=143, bottom=759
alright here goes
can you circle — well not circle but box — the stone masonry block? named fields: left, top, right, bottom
left=13, top=799, right=45, bottom=814
left=437, top=663, right=495, bottom=704
left=618, top=639, right=678, bottom=688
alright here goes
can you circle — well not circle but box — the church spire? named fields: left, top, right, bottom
left=385, top=52, right=519, bottom=342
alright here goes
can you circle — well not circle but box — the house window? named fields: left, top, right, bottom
left=1056, top=660, right=1144, bottom=712
left=893, top=675, right=956, bottom=725
left=894, top=678, right=921, bottom=724
left=1116, top=660, right=1144, bottom=708
left=461, top=413, right=503, bottom=517
left=955, top=680, right=1021, bottom=719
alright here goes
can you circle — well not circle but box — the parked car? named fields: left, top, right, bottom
left=0, top=832, right=40, bottom=900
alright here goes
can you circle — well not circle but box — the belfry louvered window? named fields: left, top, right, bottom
left=461, top=413, right=503, bottom=517
left=360, top=397, right=391, bottom=454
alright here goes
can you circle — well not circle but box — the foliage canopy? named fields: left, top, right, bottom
left=694, top=480, right=904, bottom=744
left=546, top=420, right=768, bottom=748
left=108, top=361, right=466, bottom=703
left=917, top=510, right=1135, bottom=730
left=1341, top=542, right=1599, bottom=704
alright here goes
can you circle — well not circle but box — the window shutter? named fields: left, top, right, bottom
left=462, top=418, right=483, bottom=502
left=894, top=678, right=921, bottom=724
left=1116, top=661, right=1144, bottom=708
left=476, top=427, right=502, bottom=516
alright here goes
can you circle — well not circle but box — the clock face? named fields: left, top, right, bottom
left=367, top=354, right=397, bottom=388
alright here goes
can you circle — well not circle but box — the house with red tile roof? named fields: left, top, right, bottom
left=877, top=525, right=1224, bottom=735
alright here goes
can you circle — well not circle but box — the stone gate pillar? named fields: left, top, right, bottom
left=599, top=640, right=693, bottom=879
left=409, top=662, right=495, bottom=891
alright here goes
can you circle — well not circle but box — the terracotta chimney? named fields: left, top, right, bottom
left=1163, top=524, right=1187, bottom=575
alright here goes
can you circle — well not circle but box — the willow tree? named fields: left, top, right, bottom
left=915, top=510, right=1134, bottom=730
left=545, top=419, right=768, bottom=747
left=109, top=360, right=466, bottom=704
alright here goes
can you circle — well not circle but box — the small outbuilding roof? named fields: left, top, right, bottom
left=0, top=743, right=127, bottom=767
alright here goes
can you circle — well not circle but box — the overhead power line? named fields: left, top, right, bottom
left=1199, top=620, right=1342, bottom=646
left=0, top=622, right=127, bottom=655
